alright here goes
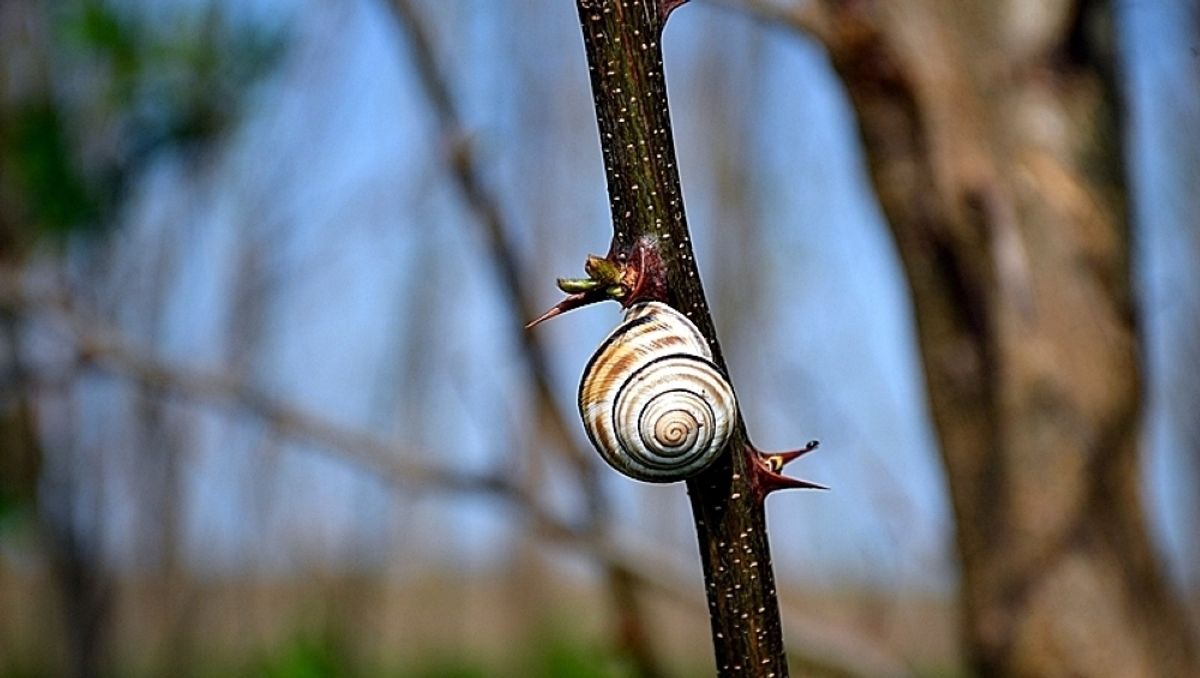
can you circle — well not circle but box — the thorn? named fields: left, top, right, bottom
left=761, top=474, right=828, bottom=493
left=747, top=440, right=826, bottom=498
left=525, top=292, right=588, bottom=329
left=525, top=288, right=619, bottom=329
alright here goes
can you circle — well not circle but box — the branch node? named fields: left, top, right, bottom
left=526, top=236, right=666, bottom=328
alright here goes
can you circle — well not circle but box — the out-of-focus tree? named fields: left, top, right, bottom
left=0, top=2, right=280, bottom=675
left=748, top=0, right=1200, bottom=674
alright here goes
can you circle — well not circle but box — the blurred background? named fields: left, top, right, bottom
left=0, top=0, right=1196, bottom=676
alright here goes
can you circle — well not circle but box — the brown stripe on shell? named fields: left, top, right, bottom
left=577, top=302, right=735, bottom=483
left=580, top=313, right=683, bottom=402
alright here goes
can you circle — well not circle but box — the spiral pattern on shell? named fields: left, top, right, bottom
left=578, top=302, right=737, bottom=482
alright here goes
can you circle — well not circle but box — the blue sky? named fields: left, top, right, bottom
left=66, top=0, right=1198, bottom=594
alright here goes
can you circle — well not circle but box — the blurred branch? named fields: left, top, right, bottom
left=0, top=273, right=909, bottom=676
left=0, top=272, right=589, bottom=543
left=0, top=280, right=509, bottom=500
left=384, top=0, right=595, bottom=490
left=383, top=1, right=664, bottom=672
left=723, top=0, right=1200, bottom=675
left=383, top=1, right=893, bottom=672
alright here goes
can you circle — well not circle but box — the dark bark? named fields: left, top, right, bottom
left=796, top=1, right=1199, bottom=675
left=573, top=1, right=815, bottom=673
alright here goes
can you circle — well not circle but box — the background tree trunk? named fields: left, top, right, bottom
left=804, top=0, right=1199, bottom=675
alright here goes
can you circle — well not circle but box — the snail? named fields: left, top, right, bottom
left=578, top=301, right=737, bottom=482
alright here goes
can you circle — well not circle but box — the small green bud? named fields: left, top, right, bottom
left=557, top=277, right=603, bottom=293
left=584, top=255, right=622, bottom=285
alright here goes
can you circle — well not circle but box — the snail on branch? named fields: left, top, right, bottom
left=528, top=237, right=823, bottom=493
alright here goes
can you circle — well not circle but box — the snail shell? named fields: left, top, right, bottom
left=578, top=302, right=737, bottom=482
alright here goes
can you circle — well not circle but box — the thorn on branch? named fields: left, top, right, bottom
left=526, top=236, right=665, bottom=328
left=524, top=292, right=595, bottom=329
left=749, top=440, right=826, bottom=499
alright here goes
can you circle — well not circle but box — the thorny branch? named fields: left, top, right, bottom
left=558, top=1, right=826, bottom=674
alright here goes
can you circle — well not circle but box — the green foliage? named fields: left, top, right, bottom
left=4, top=102, right=99, bottom=237
left=396, top=657, right=489, bottom=678
left=69, top=0, right=139, bottom=84
left=248, top=633, right=351, bottom=678
left=527, top=634, right=632, bottom=678
left=59, top=0, right=285, bottom=158
left=0, top=628, right=710, bottom=678
left=0, top=490, right=35, bottom=534
left=389, top=632, right=640, bottom=678
left=178, top=625, right=650, bottom=678
left=0, top=0, right=286, bottom=244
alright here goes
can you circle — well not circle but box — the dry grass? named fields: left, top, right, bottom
left=0, top=561, right=961, bottom=676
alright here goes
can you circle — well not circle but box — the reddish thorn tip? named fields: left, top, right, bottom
left=525, top=292, right=599, bottom=329
left=525, top=306, right=564, bottom=330
left=764, top=475, right=828, bottom=493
